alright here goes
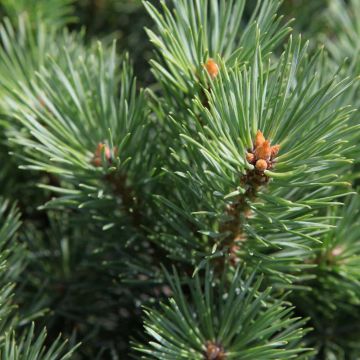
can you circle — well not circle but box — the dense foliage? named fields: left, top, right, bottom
left=0, top=0, right=359, bottom=359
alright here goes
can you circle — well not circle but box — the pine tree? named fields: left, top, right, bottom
left=0, top=0, right=360, bottom=359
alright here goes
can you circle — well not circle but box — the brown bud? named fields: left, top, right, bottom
left=271, top=144, right=280, bottom=158
left=246, top=152, right=255, bottom=163
left=205, top=58, right=219, bottom=79
left=255, top=140, right=271, bottom=160
left=92, top=143, right=112, bottom=167
left=255, top=159, right=268, bottom=171
left=255, top=130, right=265, bottom=148
left=205, top=341, right=226, bottom=360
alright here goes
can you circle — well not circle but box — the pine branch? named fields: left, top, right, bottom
left=3, top=37, right=157, bottom=231
left=134, top=265, right=311, bottom=359
left=153, top=37, right=357, bottom=283
left=1, top=0, right=360, bottom=358
left=144, top=0, right=292, bottom=107
left=0, top=16, right=89, bottom=112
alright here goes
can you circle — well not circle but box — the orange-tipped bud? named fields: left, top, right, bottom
left=92, top=142, right=112, bottom=167
left=246, top=152, right=255, bottom=163
left=255, top=130, right=266, bottom=148
left=271, top=144, right=280, bottom=158
left=255, top=140, right=271, bottom=160
left=255, top=159, right=268, bottom=171
left=205, top=58, right=219, bottom=79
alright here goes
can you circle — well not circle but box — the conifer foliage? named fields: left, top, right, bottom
left=0, top=0, right=359, bottom=359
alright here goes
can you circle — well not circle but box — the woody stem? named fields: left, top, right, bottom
left=219, top=169, right=269, bottom=249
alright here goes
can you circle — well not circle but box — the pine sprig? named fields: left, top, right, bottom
left=4, top=40, right=157, bottom=230
left=144, top=0, right=291, bottom=105
left=134, top=265, right=311, bottom=359
left=0, top=0, right=360, bottom=359
left=153, top=37, right=357, bottom=282
left=0, top=16, right=89, bottom=111
left=180, top=38, right=355, bottom=189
